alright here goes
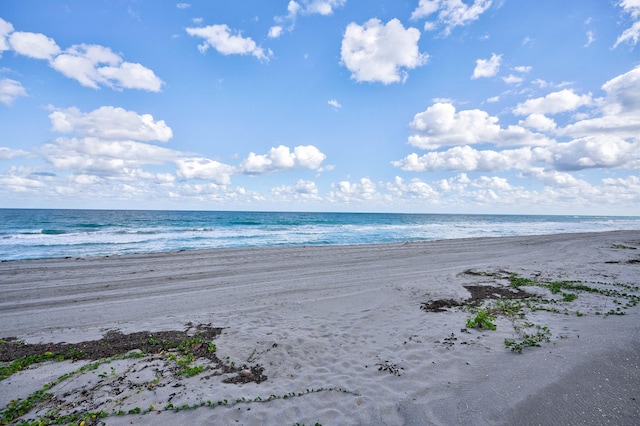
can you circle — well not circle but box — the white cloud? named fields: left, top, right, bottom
left=408, top=103, right=498, bottom=148
left=519, top=113, right=557, bottom=132
left=560, top=66, right=640, bottom=138
left=268, top=26, right=283, bottom=38
left=299, top=0, right=346, bottom=16
left=52, top=43, right=163, bottom=91
left=522, top=167, right=588, bottom=188
left=394, top=136, right=638, bottom=175
left=423, top=21, right=437, bottom=31
left=271, top=179, right=320, bottom=199
left=384, top=176, right=438, bottom=199
left=9, top=31, right=60, bottom=60
left=176, top=3, right=191, bottom=9
left=273, top=0, right=346, bottom=35
left=174, top=158, right=234, bottom=185
left=513, top=89, right=592, bottom=115
left=328, top=99, right=342, bottom=108
left=502, top=74, right=524, bottom=85
left=514, top=65, right=532, bottom=73
left=239, top=145, right=326, bottom=174
left=0, top=147, right=30, bottom=160
left=614, top=0, right=640, bottom=47
left=48, top=106, right=173, bottom=142
left=614, top=21, right=640, bottom=48
left=620, top=0, right=640, bottom=17
left=329, top=177, right=378, bottom=202
left=393, top=146, right=536, bottom=172
left=602, top=175, right=640, bottom=193
left=472, top=175, right=515, bottom=191
left=435, top=173, right=471, bottom=192
left=341, top=18, right=428, bottom=84
left=472, top=53, right=501, bottom=79
left=97, top=62, right=164, bottom=91
left=584, top=30, right=595, bottom=47
left=522, top=36, right=534, bottom=46
left=0, top=18, right=14, bottom=53
left=0, top=78, right=27, bottom=105
left=186, top=24, right=269, bottom=60
left=411, top=0, right=493, bottom=35
left=550, top=135, right=640, bottom=171
left=40, top=137, right=178, bottom=176
left=599, top=64, right=640, bottom=113
left=407, top=102, right=551, bottom=149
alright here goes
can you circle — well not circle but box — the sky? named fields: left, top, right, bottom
left=0, top=0, right=639, bottom=215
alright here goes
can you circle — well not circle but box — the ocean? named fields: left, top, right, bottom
left=0, top=209, right=638, bottom=261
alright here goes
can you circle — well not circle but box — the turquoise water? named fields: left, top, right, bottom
left=0, top=209, right=638, bottom=261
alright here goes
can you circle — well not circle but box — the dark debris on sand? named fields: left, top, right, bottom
left=421, top=284, right=537, bottom=312
left=0, top=323, right=267, bottom=384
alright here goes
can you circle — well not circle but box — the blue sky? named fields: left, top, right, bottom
left=1, top=0, right=639, bottom=215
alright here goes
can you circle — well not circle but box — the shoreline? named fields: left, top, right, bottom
left=2, top=228, right=638, bottom=264
left=1, top=230, right=639, bottom=425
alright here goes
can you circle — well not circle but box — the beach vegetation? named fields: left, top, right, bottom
left=465, top=308, right=497, bottom=331
left=429, top=272, right=640, bottom=353
left=0, top=389, right=53, bottom=424
left=611, top=244, right=636, bottom=249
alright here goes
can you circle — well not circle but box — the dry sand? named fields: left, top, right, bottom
left=1, top=230, right=639, bottom=425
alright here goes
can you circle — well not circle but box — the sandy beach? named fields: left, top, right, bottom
left=1, top=230, right=639, bottom=425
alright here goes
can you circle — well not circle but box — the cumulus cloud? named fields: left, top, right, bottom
left=407, top=102, right=551, bottom=149
left=522, top=167, right=588, bottom=188
left=239, top=145, right=326, bottom=175
left=50, top=44, right=163, bottom=91
left=34, top=105, right=180, bottom=183
left=329, top=177, right=378, bottom=202
left=341, top=18, right=428, bottom=84
left=513, top=89, right=592, bottom=115
left=271, top=179, right=320, bottom=200
left=174, top=158, right=234, bottom=185
left=9, top=31, right=60, bottom=59
left=384, top=176, right=438, bottom=199
left=560, top=66, right=640, bottom=138
left=186, top=24, right=269, bottom=60
left=328, top=99, right=342, bottom=108
left=502, top=74, right=524, bottom=85
left=395, top=137, right=638, bottom=175
left=176, top=3, right=191, bottom=9
left=408, top=103, right=498, bottom=148
left=518, top=113, right=557, bottom=132
left=395, top=65, right=640, bottom=192
left=472, top=53, right=501, bottom=79
left=393, top=146, right=537, bottom=172
left=48, top=106, right=173, bottom=142
left=599, top=64, right=640, bottom=113
left=268, top=26, right=283, bottom=38
left=0, top=78, right=27, bottom=105
left=1, top=19, right=162, bottom=91
left=40, top=137, right=178, bottom=176
left=411, top=0, right=493, bottom=35
left=550, top=135, right=640, bottom=171
left=0, top=147, right=30, bottom=160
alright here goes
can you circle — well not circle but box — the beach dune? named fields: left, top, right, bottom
left=1, top=231, right=639, bottom=425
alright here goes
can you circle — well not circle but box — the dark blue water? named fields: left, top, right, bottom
left=0, top=209, right=638, bottom=261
